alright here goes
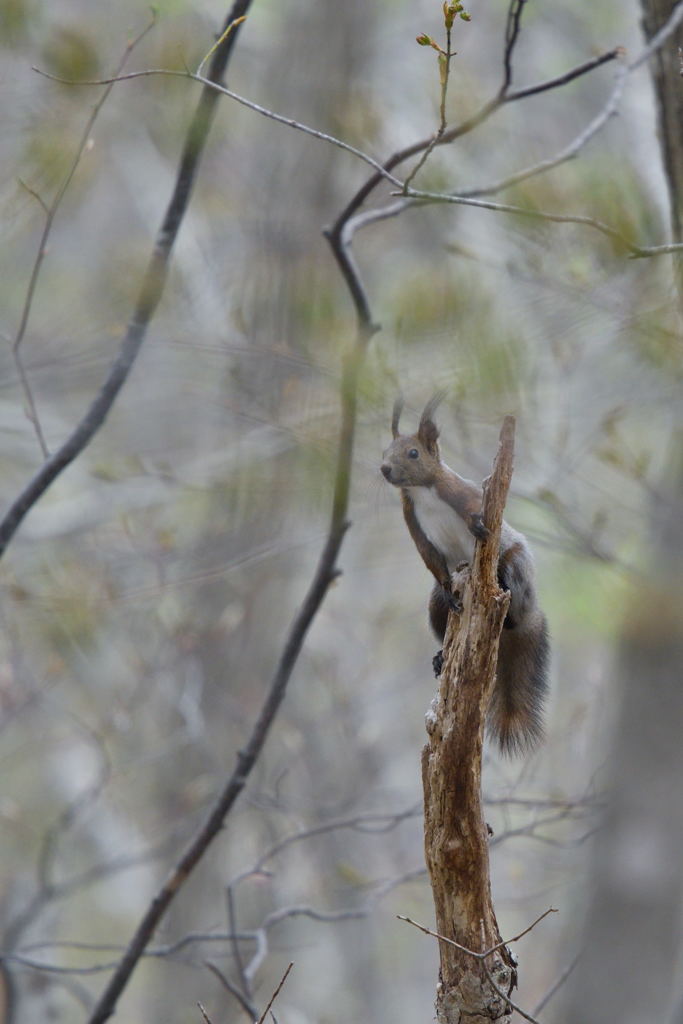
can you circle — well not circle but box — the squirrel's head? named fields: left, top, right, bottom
left=380, top=392, right=444, bottom=487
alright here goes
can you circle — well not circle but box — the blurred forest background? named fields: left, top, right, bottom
left=1, top=0, right=682, bottom=1021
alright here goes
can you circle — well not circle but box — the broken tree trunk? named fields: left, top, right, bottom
left=422, top=416, right=517, bottom=1024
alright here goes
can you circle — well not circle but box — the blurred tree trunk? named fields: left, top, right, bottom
left=640, top=0, right=683, bottom=243
left=561, top=4, right=683, bottom=1022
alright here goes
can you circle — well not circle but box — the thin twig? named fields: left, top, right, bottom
left=629, top=0, right=683, bottom=71
left=32, top=67, right=404, bottom=192
left=489, top=808, right=596, bottom=848
left=342, top=185, right=683, bottom=261
left=82, top=498, right=354, bottom=1013
left=232, top=803, right=421, bottom=887
left=482, top=959, right=542, bottom=1024
left=500, top=0, right=527, bottom=96
left=327, top=49, right=620, bottom=242
left=396, top=5, right=683, bottom=225
left=404, top=14, right=458, bottom=190
left=396, top=187, right=645, bottom=251
left=76, top=4, right=379, bottom=1020
left=0, top=3, right=252, bottom=565
left=399, top=908, right=556, bottom=1024
left=197, top=1003, right=213, bottom=1024
left=532, top=951, right=581, bottom=1016
left=226, top=885, right=252, bottom=1009
left=205, top=961, right=258, bottom=1021
left=11, top=13, right=157, bottom=459
left=2, top=831, right=183, bottom=963
left=37, top=718, right=111, bottom=892
left=506, top=47, right=622, bottom=101
left=483, top=908, right=558, bottom=958
left=256, top=962, right=293, bottom=1024
left=326, top=3, right=683, bottom=255
left=396, top=907, right=557, bottom=959
left=196, top=15, right=247, bottom=76
left=2, top=32, right=630, bottom=561
left=6, top=864, right=427, bottom=979
left=629, top=241, right=683, bottom=257
left=458, top=61, right=628, bottom=198
left=3, top=718, right=110, bottom=953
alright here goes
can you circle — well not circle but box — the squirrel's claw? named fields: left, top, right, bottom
left=469, top=513, right=490, bottom=541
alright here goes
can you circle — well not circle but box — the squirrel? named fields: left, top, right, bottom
left=380, top=394, right=549, bottom=755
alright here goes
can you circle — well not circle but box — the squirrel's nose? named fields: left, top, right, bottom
left=380, top=464, right=392, bottom=480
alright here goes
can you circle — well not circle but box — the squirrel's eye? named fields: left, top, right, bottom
left=408, top=448, right=419, bottom=459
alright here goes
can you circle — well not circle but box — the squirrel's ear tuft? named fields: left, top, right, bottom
left=391, top=395, right=404, bottom=438
left=418, top=391, right=446, bottom=452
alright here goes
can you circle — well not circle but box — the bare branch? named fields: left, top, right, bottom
left=484, top=908, right=559, bottom=959
left=2, top=719, right=111, bottom=955
left=10, top=14, right=157, bottom=460
left=8, top=864, right=427, bottom=980
left=489, top=808, right=598, bottom=848
left=77, top=1, right=382, bottom=1018
left=84, top=500, right=357, bottom=1021
left=204, top=961, right=258, bottom=1021
left=256, top=962, right=293, bottom=1024
left=226, top=885, right=252, bottom=1011
left=37, top=719, right=111, bottom=892
left=3, top=830, right=182, bottom=964
left=629, top=0, right=683, bottom=70
left=629, top=240, right=683, bottom=257
left=2, top=956, right=122, bottom=977
left=458, top=62, right=628, bottom=198
left=398, top=905, right=559, bottom=1023
left=0, top=1, right=252, bottom=563
left=404, top=12, right=462, bottom=190
left=327, top=48, right=621, bottom=241
left=32, top=66, right=404, bottom=192
left=506, top=47, right=623, bottom=101
left=481, top=959, right=542, bottom=1024
left=232, top=803, right=421, bottom=886
left=397, top=907, right=557, bottom=960
left=531, top=952, right=581, bottom=1016
left=196, top=14, right=248, bottom=76
left=500, top=0, right=528, bottom=96
left=396, top=188, right=645, bottom=252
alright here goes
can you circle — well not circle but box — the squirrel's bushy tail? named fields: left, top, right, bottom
left=487, top=610, right=550, bottom=756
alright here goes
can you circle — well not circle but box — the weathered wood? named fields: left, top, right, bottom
left=422, top=416, right=517, bottom=1024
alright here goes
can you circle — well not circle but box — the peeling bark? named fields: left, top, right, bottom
left=422, top=417, right=517, bottom=1024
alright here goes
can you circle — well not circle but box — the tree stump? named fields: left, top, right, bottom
left=422, top=416, right=517, bottom=1023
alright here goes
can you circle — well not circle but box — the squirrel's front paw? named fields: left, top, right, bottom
left=447, top=592, right=463, bottom=614
left=432, top=649, right=444, bottom=677
left=469, top=513, right=490, bottom=541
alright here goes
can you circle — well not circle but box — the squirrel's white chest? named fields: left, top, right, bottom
left=409, top=486, right=474, bottom=566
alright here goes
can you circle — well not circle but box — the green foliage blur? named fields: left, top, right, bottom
left=0, top=0, right=679, bottom=1021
